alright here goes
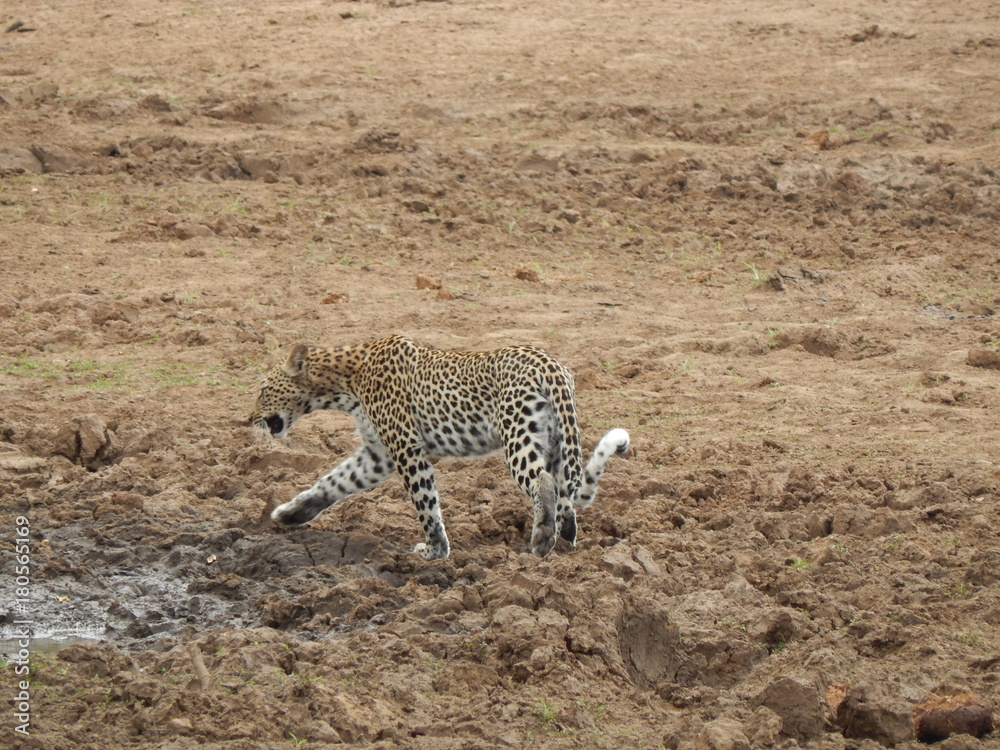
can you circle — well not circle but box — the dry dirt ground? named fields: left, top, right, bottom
left=2, top=0, right=1000, bottom=748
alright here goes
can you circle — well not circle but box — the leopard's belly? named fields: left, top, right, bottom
left=419, top=415, right=502, bottom=457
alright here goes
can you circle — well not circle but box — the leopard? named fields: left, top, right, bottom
left=249, top=335, right=630, bottom=560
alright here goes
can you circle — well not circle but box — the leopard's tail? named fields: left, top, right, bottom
left=574, top=428, right=630, bottom=509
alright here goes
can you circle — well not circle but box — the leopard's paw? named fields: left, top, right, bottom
left=413, top=540, right=449, bottom=560
left=530, top=526, right=556, bottom=558
left=271, top=498, right=318, bottom=526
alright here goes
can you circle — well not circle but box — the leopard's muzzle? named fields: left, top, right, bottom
left=264, top=415, right=285, bottom=435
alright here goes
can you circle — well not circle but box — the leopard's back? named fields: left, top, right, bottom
left=354, top=338, right=580, bottom=466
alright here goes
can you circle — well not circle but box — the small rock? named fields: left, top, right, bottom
left=320, top=292, right=349, bottom=304
left=514, top=266, right=541, bottom=282
left=403, top=199, right=431, bottom=213
left=755, top=673, right=825, bottom=740
left=166, top=717, right=193, bottom=733
left=632, top=545, right=663, bottom=576
left=56, top=414, right=117, bottom=469
left=914, top=692, right=993, bottom=743
left=600, top=544, right=644, bottom=580
left=835, top=682, right=914, bottom=746
left=415, top=273, right=441, bottom=290
left=693, top=718, right=750, bottom=750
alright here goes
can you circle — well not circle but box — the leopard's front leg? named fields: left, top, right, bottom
left=394, top=449, right=450, bottom=560
left=272, top=444, right=394, bottom=525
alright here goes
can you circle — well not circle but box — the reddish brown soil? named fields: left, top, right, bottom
left=2, top=0, right=999, bottom=748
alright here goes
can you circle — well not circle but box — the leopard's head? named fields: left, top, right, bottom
left=250, top=345, right=315, bottom=439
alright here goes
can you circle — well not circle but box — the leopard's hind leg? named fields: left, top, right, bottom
left=543, top=433, right=578, bottom=546
left=500, top=392, right=560, bottom=557
left=529, top=471, right=558, bottom=557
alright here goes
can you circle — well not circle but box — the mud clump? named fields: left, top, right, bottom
left=53, top=414, right=118, bottom=469
left=968, top=348, right=1000, bottom=370
left=618, top=594, right=682, bottom=686
left=833, top=682, right=915, bottom=746
left=755, top=674, right=827, bottom=741
left=914, top=693, right=994, bottom=743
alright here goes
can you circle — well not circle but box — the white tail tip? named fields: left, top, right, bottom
left=603, top=428, right=630, bottom=455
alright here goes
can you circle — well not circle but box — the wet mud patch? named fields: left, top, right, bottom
left=1, top=506, right=430, bottom=649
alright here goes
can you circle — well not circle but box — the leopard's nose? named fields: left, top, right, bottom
left=265, top=415, right=285, bottom=435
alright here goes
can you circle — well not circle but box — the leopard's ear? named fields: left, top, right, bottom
left=282, top=345, right=311, bottom=378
